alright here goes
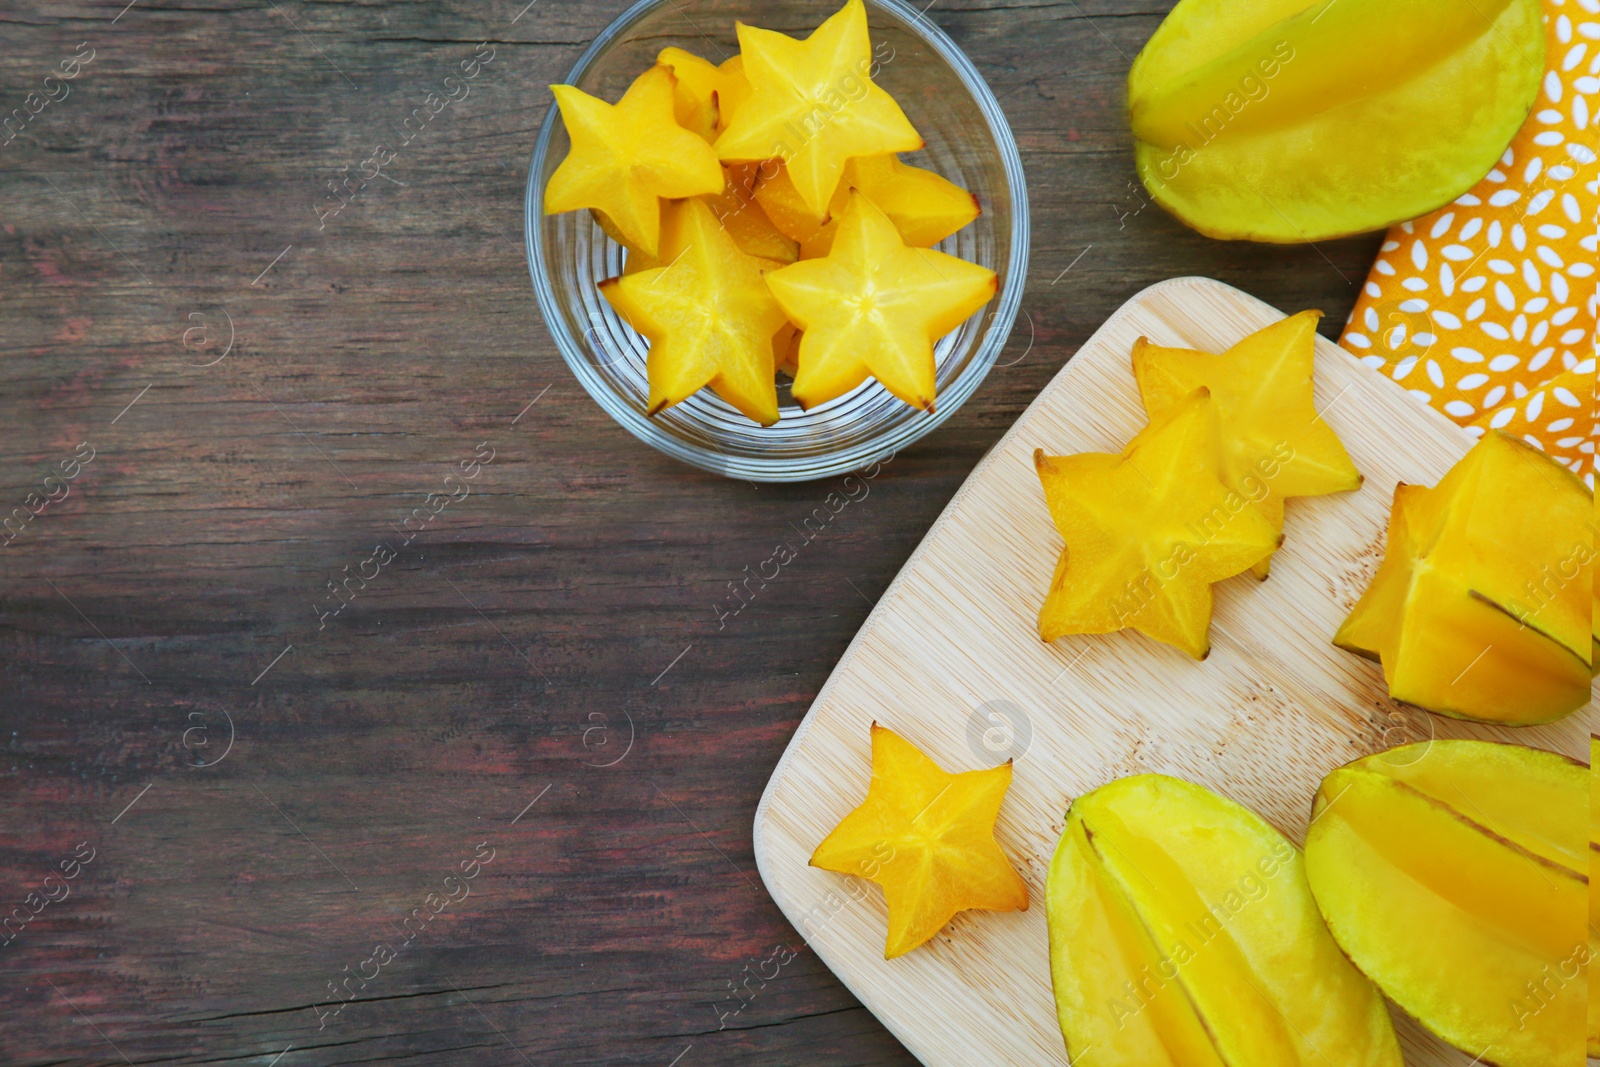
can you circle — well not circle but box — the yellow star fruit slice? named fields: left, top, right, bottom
left=1034, top=388, right=1282, bottom=659
left=811, top=723, right=1028, bottom=960
left=803, top=153, right=981, bottom=257
left=714, top=55, right=751, bottom=133
left=1047, top=774, right=1403, bottom=1067
left=599, top=198, right=787, bottom=425
left=703, top=163, right=799, bottom=266
left=614, top=164, right=794, bottom=278
left=1132, top=311, right=1362, bottom=578
left=765, top=191, right=996, bottom=412
left=715, top=0, right=923, bottom=216
left=774, top=322, right=801, bottom=378
left=657, top=47, right=724, bottom=142
left=753, top=160, right=839, bottom=246
left=657, top=47, right=755, bottom=142
left=545, top=64, right=724, bottom=257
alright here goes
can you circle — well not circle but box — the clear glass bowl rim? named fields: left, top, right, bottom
left=522, top=0, right=1031, bottom=483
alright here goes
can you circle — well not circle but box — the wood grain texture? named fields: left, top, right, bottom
left=1, top=0, right=1400, bottom=1064
left=754, top=277, right=1599, bottom=1067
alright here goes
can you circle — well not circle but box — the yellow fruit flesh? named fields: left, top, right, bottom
left=1035, top=389, right=1282, bottom=658
left=599, top=199, right=787, bottom=425
left=657, top=47, right=722, bottom=142
left=765, top=191, right=995, bottom=412
left=1589, top=735, right=1599, bottom=1056
left=810, top=725, right=1028, bottom=960
left=545, top=65, right=725, bottom=257
left=804, top=154, right=981, bottom=256
left=1388, top=569, right=1591, bottom=725
left=1047, top=818, right=1229, bottom=1067
left=753, top=160, right=843, bottom=246
left=1047, top=774, right=1401, bottom=1066
left=714, top=55, right=750, bottom=133
left=1130, top=0, right=1543, bottom=241
left=703, top=163, right=800, bottom=265
left=1133, top=311, right=1362, bottom=580
left=1333, top=483, right=1427, bottom=662
left=1335, top=432, right=1594, bottom=725
left=1440, top=431, right=1593, bottom=664
left=1304, top=743, right=1586, bottom=1067
left=714, top=0, right=922, bottom=216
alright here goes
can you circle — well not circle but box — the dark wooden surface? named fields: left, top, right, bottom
left=0, top=1, right=1384, bottom=1063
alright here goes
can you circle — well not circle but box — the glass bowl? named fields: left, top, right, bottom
left=524, top=0, right=1029, bottom=483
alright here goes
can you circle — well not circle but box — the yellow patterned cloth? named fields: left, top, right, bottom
left=1339, top=0, right=1598, bottom=489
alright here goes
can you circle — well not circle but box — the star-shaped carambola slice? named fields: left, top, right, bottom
left=803, top=153, right=981, bottom=257
left=715, top=0, right=923, bottom=216
left=1132, top=311, right=1363, bottom=578
left=545, top=64, right=724, bottom=257
left=765, top=191, right=996, bottom=411
left=657, top=48, right=753, bottom=142
left=811, top=724, right=1029, bottom=960
left=599, top=198, right=787, bottom=425
left=1035, top=388, right=1282, bottom=659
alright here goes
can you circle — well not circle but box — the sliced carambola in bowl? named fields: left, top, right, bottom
left=545, top=63, right=724, bottom=257
left=599, top=198, right=788, bottom=425
left=1128, top=0, right=1544, bottom=241
left=765, top=191, right=995, bottom=413
left=1046, top=774, right=1402, bottom=1066
left=1304, top=741, right=1588, bottom=1067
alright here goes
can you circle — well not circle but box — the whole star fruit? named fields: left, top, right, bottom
left=810, top=723, right=1029, bottom=960
left=1047, top=773, right=1403, bottom=1067
left=715, top=0, right=923, bottom=217
left=764, top=190, right=996, bottom=412
left=546, top=63, right=724, bottom=257
left=1332, top=431, right=1592, bottom=725
left=598, top=198, right=788, bottom=425
left=1034, top=387, right=1282, bottom=659
left=1131, top=310, right=1363, bottom=579
left=1304, top=741, right=1587, bottom=1067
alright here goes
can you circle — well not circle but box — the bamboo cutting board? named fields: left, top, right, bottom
left=752, top=276, right=1598, bottom=1067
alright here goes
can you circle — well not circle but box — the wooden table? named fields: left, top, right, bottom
left=0, top=1, right=1383, bottom=1063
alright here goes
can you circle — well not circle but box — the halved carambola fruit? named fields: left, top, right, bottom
left=1046, top=774, right=1401, bottom=1066
left=1128, top=0, right=1544, bottom=241
left=1304, top=741, right=1587, bottom=1067
left=1334, top=431, right=1593, bottom=724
